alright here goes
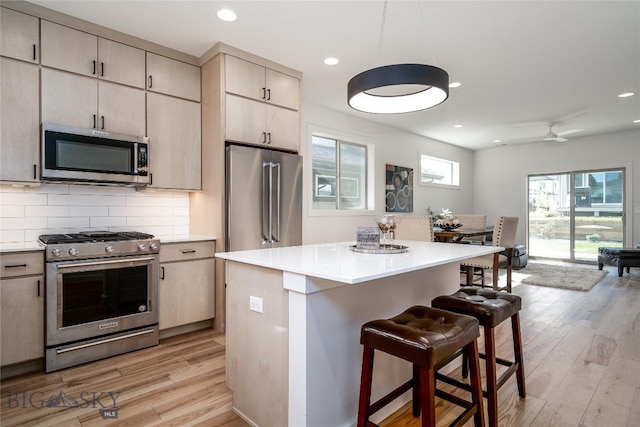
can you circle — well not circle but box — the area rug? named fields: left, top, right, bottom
left=473, top=262, right=608, bottom=291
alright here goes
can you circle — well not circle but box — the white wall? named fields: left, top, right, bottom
left=473, top=129, right=640, bottom=245
left=300, top=102, right=475, bottom=244
left=0, top=183, right=190, bottom=245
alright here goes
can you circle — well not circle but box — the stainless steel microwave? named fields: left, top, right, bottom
left=42, top=124, right=150, bottom=186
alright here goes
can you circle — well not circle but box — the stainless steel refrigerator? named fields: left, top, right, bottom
left=226, top=144, right=302, bottom=252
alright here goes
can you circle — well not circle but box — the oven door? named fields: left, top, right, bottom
left=46, top=255, right=159, bottom=346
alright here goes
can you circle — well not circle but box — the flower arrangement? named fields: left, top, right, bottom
left=425, top=207, right=462, bottom=229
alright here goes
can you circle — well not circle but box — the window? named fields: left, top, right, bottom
left=420, top=154, right=459, bottom=186
left=311, top=135, right=368, bottom=210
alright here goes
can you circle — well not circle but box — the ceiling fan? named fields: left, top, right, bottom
left=542, top=122, right=583, bottom=142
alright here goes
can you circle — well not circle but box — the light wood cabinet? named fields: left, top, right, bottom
left=147, top=92, right=202, bottom=190
left=225, top=55, right=299, bottom=110
left=42, top=68, right=145, bottom=135
left=147, top=52, right=201, bottom=102
left=41, top=20, right=146, bottom=88
left=225, top=94, right=299, bottom=151
left=0, top=251, right=44, bottom=367
left=0, top=8, right=39, bottom=63
left=158, top=241, right=215, bottom=331
left=1, top=58, right=40, bottom=183
left=224, top=55, right=299, bottom=151
left=41, top=20, right=97, bottom=77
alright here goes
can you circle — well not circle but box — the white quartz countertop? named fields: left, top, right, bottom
left=216, top=240, right=503, bottom=284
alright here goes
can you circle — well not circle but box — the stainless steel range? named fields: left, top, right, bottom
left=39, top=231, right=160, bottom=372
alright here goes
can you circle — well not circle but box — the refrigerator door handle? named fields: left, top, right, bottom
left=271, top=162, right=281, bottom=243
left=262, top=162, right=271, bottom=243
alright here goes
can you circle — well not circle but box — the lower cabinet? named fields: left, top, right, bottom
left=158, top=241, right=215, bottom=331
left=0, top=252, right=44, bottom=367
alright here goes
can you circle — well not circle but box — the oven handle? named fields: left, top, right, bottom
left=55, top=256, right=157, bottom=270
left=56, top=328, right=155, bottom=354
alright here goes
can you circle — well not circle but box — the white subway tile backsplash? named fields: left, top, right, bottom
left=48, top=217, right=90, bottom=229
left=70, top=206, right=109, bottom=217
left=1, top=205, right=25, bottom=218
left=90, top=216, right=127, bottom=228
left=25, top=205, right=69, bottom=217
left=1, top=183, right=190, bottom=244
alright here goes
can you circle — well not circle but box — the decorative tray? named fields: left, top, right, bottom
left=436, top=223, right=464, bottom=231
left=349, top=244, right=409, bottom=254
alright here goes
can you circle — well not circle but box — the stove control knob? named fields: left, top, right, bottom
left=51, top=248, right=61, bottom=257
left=68, top=247, right=79, bottom=256
left=137, top=243, right=146, bottom=251
left=105, top=245, right=114, bottom=253
left=149, top=242, right=158, bottom=251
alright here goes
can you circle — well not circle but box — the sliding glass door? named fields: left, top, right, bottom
left=528, top=168, right=625, bottom=262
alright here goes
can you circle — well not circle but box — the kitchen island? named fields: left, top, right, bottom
left=216, top=240, right=502, bottom=427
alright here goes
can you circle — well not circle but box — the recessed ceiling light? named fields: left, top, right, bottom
left=634, top=119, right=640, bottom=123
left=453, top=124, right=463, bottom=128
left=324, top=57, right=339, bottom=66
left=618, top=92, right=634, bottom=98
left=493, top=139, right=502, bottom=143
left=217, top=9, right=237, bottom=22
left=449, top=82, right=462, bottom=88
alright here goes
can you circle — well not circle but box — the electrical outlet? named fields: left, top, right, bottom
left=249, top=296, right=263, bottom=313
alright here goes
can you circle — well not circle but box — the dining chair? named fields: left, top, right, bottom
left=460, top=216, right=519, bottom=292
left=393, top=216, right=434, bottom=242
left=455, top=214, right=487, bottom=244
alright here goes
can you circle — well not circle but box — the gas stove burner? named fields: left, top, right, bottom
left=39, top=231, right=156, bottom=245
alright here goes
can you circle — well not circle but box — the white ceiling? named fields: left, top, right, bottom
left=27, top=0, right=640, bottom=150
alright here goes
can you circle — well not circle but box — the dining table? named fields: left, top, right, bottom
left=433, top=227, right=494, bottom=243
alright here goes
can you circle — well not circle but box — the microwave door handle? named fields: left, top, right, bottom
left=134, top=143, right=139, bottom=173
left=262, top=162, right=271, bottom=243
left=272, top=163, right=281, bottom=243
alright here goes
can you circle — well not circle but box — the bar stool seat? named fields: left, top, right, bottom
left=357, top=305, right=485, bottom=427
left=432, top=288, right=526, bottom=427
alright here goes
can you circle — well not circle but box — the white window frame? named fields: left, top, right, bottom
left=307, top=125, right=375, bottom=216
left=419, top=152, right=460, bottom=189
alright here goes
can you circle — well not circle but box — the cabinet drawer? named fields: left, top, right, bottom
left=1, top=252, right=44, bottom=278
left=160, top=241, right=215, bottom=263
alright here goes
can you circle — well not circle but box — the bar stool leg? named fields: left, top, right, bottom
left=512, top=313, right=526, bottom=398
left=484, top=325, right=499, bottom=427
left=418, top=366, right=436, bottom=427
left=412, top=364, right=421, bottom=417
left=466, top=340, right=485, bottom=427
left=357, top=346, right=374, bottom=427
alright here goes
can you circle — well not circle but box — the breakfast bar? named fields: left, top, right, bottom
left=216, top=240, right=502, bottom=427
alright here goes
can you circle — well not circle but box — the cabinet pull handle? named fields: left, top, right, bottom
left=33, top=164, right=37, bottom=180
left=101, top=62, right=104, bottom=77
left=267, top=132, right=271, bottom=144
left=4, top=264, right=27, bottom=268
left=33, top=44, right=36, bottom=61
left=101, top=116, right=105, bottom=130
left=149, top=173, right=153, bottom=185
left=93, top=114, right=97, bottom=129
left=148, top=75, right=153, bottom=88
left=266, top=88, right=271, bottom=101
left=181, top=249, right=196, bottom=254
left=262, top=87, right=266, bottom=100
left=92, top=60, right=96, bottom=75
left=37, top=280, right=41, bottom=297
left=262, top=132, right=266, bottom=144
left=160, top=266, right=165, bottom=280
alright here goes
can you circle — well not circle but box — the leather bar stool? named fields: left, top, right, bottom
left=357, top=305, right=485, bottom=427
left=432, top=288, right=525, bottom=427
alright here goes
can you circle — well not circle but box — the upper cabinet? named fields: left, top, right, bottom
left=1, top=58, right=40, bottom=183
left=225, top=55, right=299, bottom=110
left=41, top=20, right=145, bottom=88
left=147, top=53, right=201, bottom=102
left=0, top=8, right=39, bottom=63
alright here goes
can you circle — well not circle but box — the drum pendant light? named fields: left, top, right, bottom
left=347, top=64, right=449, bottom=114
left=347, top=1, right=449, bottom=114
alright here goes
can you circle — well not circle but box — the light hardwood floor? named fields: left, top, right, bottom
left=1, top=264, right=638, bottom=426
